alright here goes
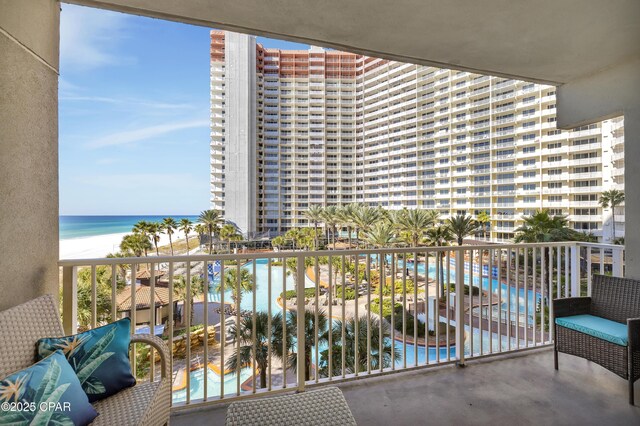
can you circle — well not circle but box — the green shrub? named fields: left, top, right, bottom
left=389, top=303, right=426, bottom=338
left=370, top=297, right=430, bottom=338
left=174, top=324, right=204, bottom=338
left=446, top=283, right=479, bottom=296
left=334, top=285, right=357, bottom=300
left=380, top=279, right=415, bottom=296
left=369, top=298, right=401, bottom=318
left=439, top=284, right=479, bottom=303
left=280, top=288, right=317, bottom=301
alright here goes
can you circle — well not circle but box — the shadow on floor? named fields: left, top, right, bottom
left=171, top=348, right=640, bottom=426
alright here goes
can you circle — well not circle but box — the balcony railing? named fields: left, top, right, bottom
left=58, top=242, right=624, bottom=411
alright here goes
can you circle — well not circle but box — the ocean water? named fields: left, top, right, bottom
left=59, top=215, right=200, bottom=240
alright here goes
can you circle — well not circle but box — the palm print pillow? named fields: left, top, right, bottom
left=36, top=318, right=136, bottom=402
left=0, top=350, right=98, bottom=425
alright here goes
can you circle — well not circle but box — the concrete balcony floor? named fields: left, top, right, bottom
left=171, top=348, right=640, bottom=425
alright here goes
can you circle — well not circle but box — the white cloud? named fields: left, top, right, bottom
left=60, top=4, right=132, bottom=71
left=86, top=119, right=210, bottom=149
left=59, top=95, right=197, bottom=110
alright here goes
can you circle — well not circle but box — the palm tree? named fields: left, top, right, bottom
left=147, top=222, right=162, bottom=255
left=284, top=228, right=302, bottom=250
left=446, top=214, right=479, bottom=246
left=599, top=189, right=625, bottom=242
left=162, top=217, right=178, bottom=255
left=298, top=228, right=316, bottom=250
left=76, top=266, right=125, bottom=326
left=351, top=205, right=383, bottom=248
left=220, top=223, right=242, bottom=253
left=271, top=236, right=285, bottom=250
left=321, top=206, right=340, bottom=249
left=179, top=218, right=193, bottom=252
left=425, top=225, right=453, bottom=298
left=194, top=223, right=206, bottom=238
left=514, top=209, right=582, bottom=244
left=132, top=220, right=152, bottom=256
left=476, top=211, right=491, bottom=239
left=285, top=256, right=314, bottom=286
left=226, top=312, right=291, bottom=388
left=338, top=204, right=357, bottom=249
left=394, top=208, right=436, bottom=247
left=278, top=310, right=328, bottom=381
left=199, top=209, right=224, bottom=254
left=214, top=267, right=255, bottom=307
left=365, top=222, right=397, bottom=248
left=132, top=220, right=149, bottom=235
left=173, top=275, right=207, bottom=325
left=514, top=209, right=586, bottom=296
left=319, top=316, right=396, bottom=375
left=304, top=205, right=325, bottom=249
left=105, top=251, right=131, bottom=282
left=119, top=233, right=151, bottom=257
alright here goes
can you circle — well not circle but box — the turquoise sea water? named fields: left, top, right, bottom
left=59, top=215, right=199, bottom=240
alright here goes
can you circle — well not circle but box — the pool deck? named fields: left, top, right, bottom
left=171, top=347, right=640, bottom=425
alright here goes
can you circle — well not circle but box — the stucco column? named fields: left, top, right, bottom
left=623, top=106, right=640, bottom=278
left=0, top=0, right=60, bottom=310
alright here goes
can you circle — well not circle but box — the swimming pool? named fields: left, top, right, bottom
left=392, top=256, right=541, bottom=326
left=200, top=257, right=531, bottom=375
left=172, top=366, right=254, bottom=403
left=207, top=258, right=316, bottom=313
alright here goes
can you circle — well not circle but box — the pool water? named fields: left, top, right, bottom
left=206, top=256, right=537, bottom=355
left=172, top=366, right=254, bottom=403
left=175, top=256, right=536, bottom=400
left=207, top=258, right=316, bottom=313
left=392, top=256, right=541, bottom=326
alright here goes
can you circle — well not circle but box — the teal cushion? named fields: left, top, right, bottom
left=555, top=314, right=628, bottom=346
left=0, top=350, right=98, bottom=425
left=36, top=318, right=135, bottom=402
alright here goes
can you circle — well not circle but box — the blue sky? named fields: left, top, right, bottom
left=59, top=4, right=309, bottom=215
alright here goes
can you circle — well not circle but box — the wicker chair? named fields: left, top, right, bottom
left=0, top=295, right=171, bottom=425
left=553, top=274, right=640, bottom=404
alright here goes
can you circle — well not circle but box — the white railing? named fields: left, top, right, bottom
left=58, top=242, right=624, bottom=410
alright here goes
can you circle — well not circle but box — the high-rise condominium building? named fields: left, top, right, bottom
left=210, top=30, right=625, bottom=242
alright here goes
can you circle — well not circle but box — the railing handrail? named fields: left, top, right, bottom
left=575, top=242, right=624, bottom=250
left=57, top=241, right=604, bottom=265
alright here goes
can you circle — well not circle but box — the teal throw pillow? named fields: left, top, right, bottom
left=0, top=350, right=98, bottom=425
left=36, top=318, right=136, bottom=402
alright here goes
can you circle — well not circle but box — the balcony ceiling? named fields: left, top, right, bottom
left=69, top=0, right=639, bottom=85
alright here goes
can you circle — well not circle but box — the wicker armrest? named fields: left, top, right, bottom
left=130, top=334, right=169, bottom=379
left=553, top=297, right=591, bottom=318
left=628, top=317, right=640, bottom=350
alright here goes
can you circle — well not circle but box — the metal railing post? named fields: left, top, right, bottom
left=296, top=254, right=306, bottom=392
left=455, top=249, right=465, bottom=366
left=62, top=266, right=78, bottom=335
left=570, top=244, right=579, bottom=297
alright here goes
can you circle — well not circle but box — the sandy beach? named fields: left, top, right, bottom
left=60, top=232, right=178, bottom=259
